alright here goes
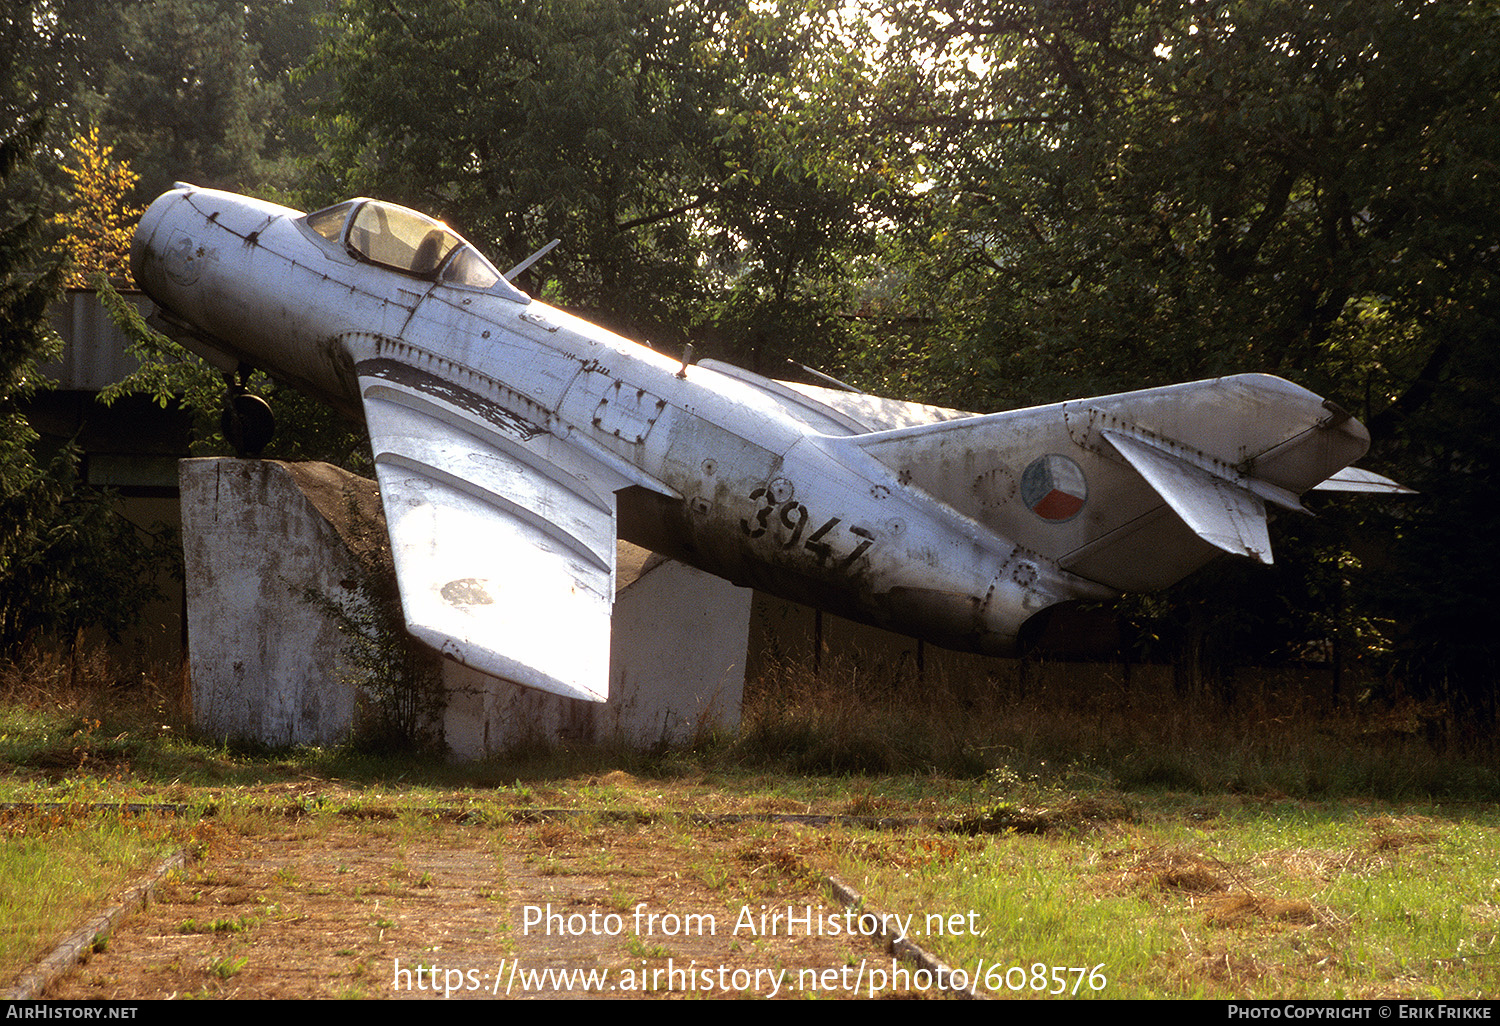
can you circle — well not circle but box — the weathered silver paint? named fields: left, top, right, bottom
left=133, top=185, right=1401, bottom=702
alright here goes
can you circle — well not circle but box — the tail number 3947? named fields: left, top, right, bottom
left=741, top=488, right=874, bottom=572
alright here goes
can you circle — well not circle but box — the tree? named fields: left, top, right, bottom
left=50, top=126, right=144, bottom=287
left=308, top=0, right=877, bottom=363
left=0, top=118, right=63, bottom=437
left=852, top=0, right=1500, bottom=713
left=0, top=0, right=120, bottom=196
left=0, top=19, right=169, bottom=653
left=854, top=1, right=1489, bottom=399
left=311, top=0, right=708, bottom=340
left=248, top=0, right=334, bottom=192
left=66, top=0, right=282, bottom=198
left=0, top=4, right=67, bottom=522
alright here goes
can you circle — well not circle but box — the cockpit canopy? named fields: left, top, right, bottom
left=302, top=198, right=518, bottom=294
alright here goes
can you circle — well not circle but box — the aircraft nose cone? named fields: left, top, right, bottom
left=132, top=189, right=178, bottom=290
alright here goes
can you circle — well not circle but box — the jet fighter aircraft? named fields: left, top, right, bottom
left=131, top=185, right=1405, bottom=702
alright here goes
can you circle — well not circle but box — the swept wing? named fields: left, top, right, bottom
left=356, top=350, right=634, bottom=702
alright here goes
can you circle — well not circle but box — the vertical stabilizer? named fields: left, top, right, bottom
left=840, top=374, right=1377, bottom=591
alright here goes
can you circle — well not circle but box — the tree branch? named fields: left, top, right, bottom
left=614, top=192, right=715, bottom=233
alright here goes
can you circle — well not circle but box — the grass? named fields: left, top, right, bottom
left=1, top=641, right=1497, bottom=998
left=207, top=954, right=248, bottom=980
left=733, top=655, right=1500, bottom=801
left=823, top=793, right=1500, bottom=998
left=5, top=641, right=1492, bottom=804
left=0, top=806, right=184, bottom=981
left=178, top=915, right=259, bottom=935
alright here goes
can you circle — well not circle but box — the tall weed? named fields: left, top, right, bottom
left=736, top=655, right=1499, bottom=799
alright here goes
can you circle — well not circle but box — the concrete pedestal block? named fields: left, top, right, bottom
left=180, top=458, right=377, bottom=746
left=180, top=458, right=750, bottom=756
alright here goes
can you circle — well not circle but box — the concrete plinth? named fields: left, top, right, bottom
left=180, top=458, right=382, bottom=746
left=180, top=458, right=750, bottom=755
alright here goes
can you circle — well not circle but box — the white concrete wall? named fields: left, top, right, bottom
left=180, top=458, right=365, bottom=746
left=608, top=555, right=751, bottom=744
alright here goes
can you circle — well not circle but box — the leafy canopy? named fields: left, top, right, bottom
left=50, top=127, right=144, bottom=287
left=850, top=0, right=1499, bottom=415
left=308, top=0, right=881, bottom=366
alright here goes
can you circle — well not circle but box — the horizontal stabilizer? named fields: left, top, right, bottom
left=1101, top=429, right=1273, bottom=563
left=1312, top=466, right=1415, bottom=494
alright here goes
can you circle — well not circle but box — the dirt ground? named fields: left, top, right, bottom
left=42, top=801, right=944, bottom=1000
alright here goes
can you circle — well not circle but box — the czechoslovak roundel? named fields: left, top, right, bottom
left=1021, top=454, right=1088, bottom=522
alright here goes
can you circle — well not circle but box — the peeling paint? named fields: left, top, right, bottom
left=357, top=357, right=543, bottom=442
left=441, top=578, right=494, bottom=606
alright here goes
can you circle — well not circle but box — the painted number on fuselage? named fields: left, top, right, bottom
left=741, top=488, right=874, bottom=573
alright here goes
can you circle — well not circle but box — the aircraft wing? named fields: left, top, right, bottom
left=355, top=357, right=634, bottom=702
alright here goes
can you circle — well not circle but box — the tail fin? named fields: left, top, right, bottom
left=836, top=374, right=1378, bottom=592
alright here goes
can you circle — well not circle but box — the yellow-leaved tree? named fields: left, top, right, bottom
left=51, top=127, right=144, bottom=288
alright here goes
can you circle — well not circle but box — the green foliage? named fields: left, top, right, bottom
left=862, top=0, right=1499, bottom=406
left=839, top=0, right=1500, bottom=714
left=0, top=93, right=172, bottom=652
left=0, top=117, right=62, bottom=407
left=0, top=442, right=176, bottom=651
left=308, top=0, right=876, bottom=365
left=300, top=487, right=444, bottom=754
left=247, top=0, right=334, bottom=194
left=310, top=0, right=718, bottom=332
left=95, top=277, right=225, bottom=430
left=96, top=276, right=369, bottom=469
left=85, top=0, right=281, bottom=196
left=4, top=0, right=309, bottom=206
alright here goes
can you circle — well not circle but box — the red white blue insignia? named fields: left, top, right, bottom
left=1021, top=454, right=1088, bottom=522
